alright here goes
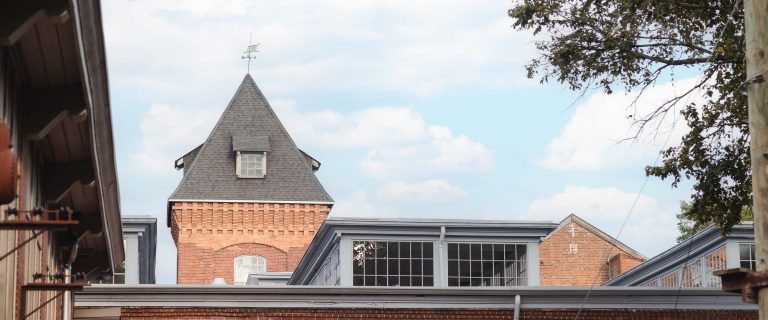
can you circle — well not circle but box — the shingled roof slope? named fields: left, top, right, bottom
left=168, top=74, right=333, bottom=212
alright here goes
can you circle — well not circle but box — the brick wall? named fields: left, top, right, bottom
left=171, top=202, right=330, bottom=284
left=119, top=307, right=757, bottom=319
left=608, top=252, right=644, bottom=280
left=539, top=220, right=643, bottom=286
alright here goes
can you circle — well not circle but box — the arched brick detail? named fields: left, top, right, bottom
left=211, top=243, right=288, bottom=284
left=171, top=202, right=331, bottom=284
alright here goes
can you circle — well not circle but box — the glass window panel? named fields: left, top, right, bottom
left=447, top=243, right=528, bottom=287
left=352, top=241, right=434, bottom=287
left=364, top=258, right=375, bottom=275
left=459, top=244, right=470, bottom=259
left=459, top=261, right=470, bottom=276
left=412, top=243, right=422, bottom=258
left=412, top=260, right=422, bottom=276
left=448, top=243, right=458, bottom=259
left=233, top=255, right=267, bottom=285
left=482, top=261, right=493, bottom=277
left=388, top=242, right=399, bottom=258
left=388, top=259, right=399, bottom=275
left=494, top=244, right=505, bottom=260
left=411, top=276, right=422, bottom=287
left=423, top=243, right=433, bottom=259
left=471, top=261, right=481, bottom=277
left=423, top=277, right=434, bottom=287
left=363, top=242, right=375, bottom=258
left=352, top=261, right=363, bottom=275
left=448, top=261, right=458, bottom=276
left=400, top=259, right=411, bottom=275
left=400, top=242, right=410, bottom=258
left=482, top=244, right=493, bottom=260
left=471, top=244, right=481, bottom=260
left=376, top=259, right=387, bottom=275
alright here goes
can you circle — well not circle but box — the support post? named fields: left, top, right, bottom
left=744, top=0, right=768, bottom=317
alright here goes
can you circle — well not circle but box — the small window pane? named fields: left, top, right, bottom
left=448, top=244, right=458, bottom=259
left=412, top=243, right=422, bottom=258
left=459, top=244, right=470, bottom=259
left=471, top=244, right=481, bottom=259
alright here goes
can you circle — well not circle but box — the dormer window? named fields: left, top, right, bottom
left=232, top=134, right=270, bottom=179
left=236, top=151, right=266, bottom=178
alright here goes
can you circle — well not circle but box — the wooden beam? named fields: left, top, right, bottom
left=23, top=86, right=87, bottom=141
left=42, top=160, right=94, bottom=203
left=0, top=0, right=68, bottom=46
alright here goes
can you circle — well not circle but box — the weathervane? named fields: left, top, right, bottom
left=241, top=33, right=260, bottom=74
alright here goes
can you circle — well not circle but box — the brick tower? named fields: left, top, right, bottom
left=168, top=74, right=333, bottom=284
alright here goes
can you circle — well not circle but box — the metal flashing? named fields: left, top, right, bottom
left=75, top=285, right=755, bottom=310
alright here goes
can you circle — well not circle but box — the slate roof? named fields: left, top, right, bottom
left=168, top=75, right=333, bottom=221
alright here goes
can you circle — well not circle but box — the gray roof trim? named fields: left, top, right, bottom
left=546, top=214, right=646, bottom=259
left=290, top=218, right=558, bottom=285
left=73, top=0, right=124, bottom=273
left=604, top=224, right=755, bottom=286
left=75, top=285, right=754, bottom=310
left=121, top=215, right=158, bottom=284
left=232, top=135, right=270, bottom=152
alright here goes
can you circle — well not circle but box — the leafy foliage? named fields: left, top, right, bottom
left=677, top=201, right=753, bottom=242
left=508, top=0, right=750, bottom=234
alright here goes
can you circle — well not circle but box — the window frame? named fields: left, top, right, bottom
left=739, top=243, right=756, bottom=270
left=233, top=254, right=267, bottom=285
left=445, top=241, right=529, bottom=287
left=350, top=239, right=437, bottom=287
left=235, top=151, right=267, bottom=178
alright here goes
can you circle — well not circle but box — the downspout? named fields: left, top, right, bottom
left=439, top=226, right=446, bottom=286
left=514, top=294, right=521, bottom=320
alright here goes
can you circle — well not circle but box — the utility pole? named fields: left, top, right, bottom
left=744, top=0, right=768, bottom=317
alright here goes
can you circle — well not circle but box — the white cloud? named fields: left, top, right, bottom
left=360, top=125, right=494, bottom=179
left=378, top=179, right=469, bottom=202
left=331, top=191, right=398, bottom=218
left=525, top=185, right=678, bottom=257
left=273, top=103, right=428, bottom=149
left=539, top=78, right=703, bottom=170
left=102, top=0, right=535, bottom=96
left=131, top=105, right=218, bottom=172
left=273, top=103, right=495, bottom=179
left=525, top=185, right=658, bottom=222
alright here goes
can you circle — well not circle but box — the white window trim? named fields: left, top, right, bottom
left=341, top=237, right=439, bottom=287
left=236, top=151, right=267, bottom=179
left=444, top=241, right=536, bottom=287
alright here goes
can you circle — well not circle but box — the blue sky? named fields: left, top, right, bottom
left=102, top=0, right=698, bottom=284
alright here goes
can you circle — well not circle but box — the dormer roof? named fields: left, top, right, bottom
left=167, top=74, right=333, bottom=224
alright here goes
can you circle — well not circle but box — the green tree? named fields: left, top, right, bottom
left=677, top=200, right=754, bottom=242
left=508, top=0, right=751, bottom=234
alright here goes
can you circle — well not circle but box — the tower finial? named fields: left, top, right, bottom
left=241, top=33, right=260, bottom=74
